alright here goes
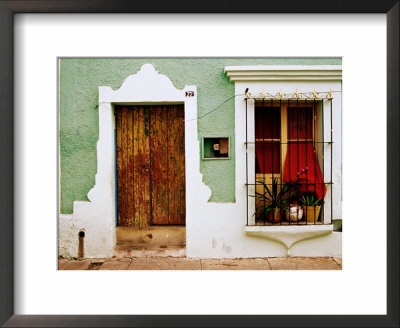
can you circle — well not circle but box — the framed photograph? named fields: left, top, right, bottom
left=1, top=1, right=398, bottom=327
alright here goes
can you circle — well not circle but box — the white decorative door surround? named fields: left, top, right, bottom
left=59, top=64, right=201, bottom=258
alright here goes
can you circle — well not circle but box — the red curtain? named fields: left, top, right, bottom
left=283, top=142, right=326, bottom=199
left=255, top=107, right=280, bottom=174
left=255, top=106, right=326, bottom=200
left=256, top=143, right=280, bottom=174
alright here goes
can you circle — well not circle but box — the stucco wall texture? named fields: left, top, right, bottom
left=59, top=58, right=341, bottom=214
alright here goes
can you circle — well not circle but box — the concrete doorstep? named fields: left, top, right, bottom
left=58, top=256, right=342, bottom=270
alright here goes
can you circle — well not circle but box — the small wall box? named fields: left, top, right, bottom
left=202, top=137, right=230, bottom=160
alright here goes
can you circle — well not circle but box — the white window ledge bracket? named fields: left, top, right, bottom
left=245, top=225, right=334, bottom=249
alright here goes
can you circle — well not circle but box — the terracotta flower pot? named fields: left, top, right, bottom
left=267, top=208, right=282, bottom=223
left=304, top=205, right=321, bottom=223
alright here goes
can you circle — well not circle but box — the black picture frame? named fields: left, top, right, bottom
left=0, top=1, right=398, bottom=327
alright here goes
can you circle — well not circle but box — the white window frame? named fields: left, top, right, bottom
left=225, top=65, right=342, bottom=247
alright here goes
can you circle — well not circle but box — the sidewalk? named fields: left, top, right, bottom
left=58, top=256, right=342, bottom=270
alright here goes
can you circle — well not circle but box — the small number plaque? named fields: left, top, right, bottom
left=185, top=91, right=195, bottom=97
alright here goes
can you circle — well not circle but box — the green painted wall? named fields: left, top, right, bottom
left=59, top=57, right=341, bottom=214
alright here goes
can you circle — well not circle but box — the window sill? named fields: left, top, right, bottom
left=245, top=224, right=333, bottom=249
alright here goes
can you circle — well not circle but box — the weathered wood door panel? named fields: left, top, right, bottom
left=150, top=105, right=185, bottom=225
left=116, top=105, right=185, bottom=227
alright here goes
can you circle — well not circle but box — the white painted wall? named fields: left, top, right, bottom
left=187, top=66, right=342, bottom=258
left=59, top=64, right=342, bottom=259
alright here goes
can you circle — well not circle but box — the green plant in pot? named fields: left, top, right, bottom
left=251, top=178, right=294, bottom=223
left=299, top=193, right=323, bottom=223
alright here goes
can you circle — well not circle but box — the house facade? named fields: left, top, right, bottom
left=59, top=58, right=342, bottom=259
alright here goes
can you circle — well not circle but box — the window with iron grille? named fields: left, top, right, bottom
left=246, top=97, right=333, bottom=226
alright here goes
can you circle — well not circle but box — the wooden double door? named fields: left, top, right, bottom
left=115, top=105, right=185, bottom=227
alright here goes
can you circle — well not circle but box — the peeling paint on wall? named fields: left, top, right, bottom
left=59, top=58, right=341, bottom=213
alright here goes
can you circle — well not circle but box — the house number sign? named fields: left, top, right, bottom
left=185, top=91, right=195, bottom=97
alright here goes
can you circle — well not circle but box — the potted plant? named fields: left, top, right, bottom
left=299, top=192, right=323, bottom=223
left=252, top=178, right=294, bottom=223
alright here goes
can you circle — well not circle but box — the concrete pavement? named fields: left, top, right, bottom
left=58, top=256, right=342, bottom=270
